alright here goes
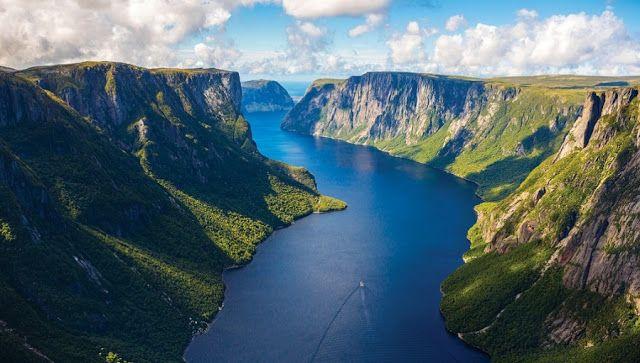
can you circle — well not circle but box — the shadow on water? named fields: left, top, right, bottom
left=184, top=111, right=489, bottom=362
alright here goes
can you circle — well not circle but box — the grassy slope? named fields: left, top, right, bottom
left=441, top=94, right=640, bottom=361
left=392, top=86, right=583, bottom=199
left=0, top=67, right=344, bottom=362
left=308, top=75, right=640, bottom=201
left=307, top=76, right=588, bottom=200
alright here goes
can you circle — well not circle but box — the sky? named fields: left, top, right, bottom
left=1, top=0, right=639, bottom=81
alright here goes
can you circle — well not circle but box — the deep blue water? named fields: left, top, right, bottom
left=184, top=111, right=488, bottom=362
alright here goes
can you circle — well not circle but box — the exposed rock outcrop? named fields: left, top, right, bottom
left=440, top=85, right=640, bottom=360
left=284, top=72, right=582, bottom=200
left=283, top=72, right=488, bottom=144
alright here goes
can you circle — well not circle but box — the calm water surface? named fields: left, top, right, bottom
left=185, top=111, right=488, bottom=362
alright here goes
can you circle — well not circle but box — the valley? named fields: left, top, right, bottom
left=283, top=73, right=640, bottom=361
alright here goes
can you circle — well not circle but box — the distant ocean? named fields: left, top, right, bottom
left=280, top=81, right=311, bottom=102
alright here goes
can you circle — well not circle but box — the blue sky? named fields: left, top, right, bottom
left=1, top=0, right=639, bottom=82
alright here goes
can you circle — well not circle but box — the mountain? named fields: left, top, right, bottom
left=283, top=72, right=593, bottom=200
left=441, top=87, right=640, bottom=361
left=284, top=72, right=640, bottom=360
left=0, top=62, right=344, bottom=362
left=0, top=66, right=15, bottom=72
left=241, top=79, right=294, bottom=113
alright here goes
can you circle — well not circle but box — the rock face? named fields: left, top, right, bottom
left=20, top=63, right=260, bottom=190
left=453, top=87, right=640, bottom=359
left=555, top=89, right=640, bottom=296
left=0, top=63, right=333, bottom=362
left=241, top=79, right=294, bottom=112
left=284, top=72, right=583, bottom=200
left=283, top=73, right=486, bottom=142
left=285, top=71, right=640, bottom=359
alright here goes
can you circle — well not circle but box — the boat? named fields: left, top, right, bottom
left=359, top=280, right=365, bottom=288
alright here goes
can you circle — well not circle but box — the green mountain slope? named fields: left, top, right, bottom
left=442, top=88, right=640, bottom=361
left=284, top=73, right=640, bottom=361
left=283, top=72, right=590, bottom=200
left=0, top=63, right=344, bottom=362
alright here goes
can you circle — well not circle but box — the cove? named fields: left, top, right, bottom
left=184, top=110, right=488, bottom=362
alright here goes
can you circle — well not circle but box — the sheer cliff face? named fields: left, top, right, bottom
left=19, top=63, right=261, bottom=191
left=284, top=72, right=582, bottom=200
left=529, top=89, right=640, bottom=297
left=283, top=72, right=486, bottom=143
left=0, top=64, right=326, bottom=362
left=456, top=88, right=640, bottom=357
left=478, top=88, right=640, bottom=296
left=24, top=63, right=242, bottom=129
left=241, top=79, right=294, bottom=112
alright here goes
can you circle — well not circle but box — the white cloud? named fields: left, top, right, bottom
left=244, top=20, right=335, bottom=74
left=0, top=0, right=271, bottom=69
left=191, top=41, right=242, bottom=69
left=387, top=22, right=423, bottom=65
left=348, top=13, right=385, bottom=37
left=445, top=14, right=467, bottom=32
left=517, top=8, right=539, bottom=19
left=281, top=0, right=389, bottom=18
left=2, top=2, right=638, bottom=78
left=386, top=21, right=435, bottom=65
left=430, top=10, right=640, bottom=75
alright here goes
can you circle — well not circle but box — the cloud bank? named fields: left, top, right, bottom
left=0, top=2, right=638, bottom=77
left=0, top=0, right=275, bottom=69
left=429, top=10, right=640, bottom=75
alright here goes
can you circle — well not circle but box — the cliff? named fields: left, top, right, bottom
left=284, top=72, right=584, bottom=200
left=285, top=72, right=640, bottom=360
left=0, top=63, right=342, bottom=362
left=241, top=79, right=294, bottom=113
left=442, top=87, right=640, bottom=361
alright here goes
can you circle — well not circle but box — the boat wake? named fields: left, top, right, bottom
left=310, top=281, right=372, bottom=362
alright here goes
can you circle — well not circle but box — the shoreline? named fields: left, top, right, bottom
left=282, top=128, right=491, bottom=359
left=182, top=199, right=346, bottom=362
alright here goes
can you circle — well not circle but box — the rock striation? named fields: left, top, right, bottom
left=454, top=87, right=640, bottom=359
left=284, top=72, right=583, bottom=200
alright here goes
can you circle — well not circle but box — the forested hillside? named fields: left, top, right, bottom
left=0, top=63, right=344, bottom=362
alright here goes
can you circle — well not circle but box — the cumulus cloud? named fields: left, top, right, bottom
left=431, top=10, right=640, bottom=75
left=190, top=40, right=242, bottom=69
left=386, top=21, right=437, bottom=65
left=244, top=20, right=338, bottom=74
left=445, top=14, right=467, bottom=32
left=281, top=0, right=389, bottom=18
left=348, top=13, right=385, bottom=37
left=517, top=8, right=539, bottom=19
left=0, top=0, right=271, bottom=69
left=2, top=2, right=638, bottom=78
